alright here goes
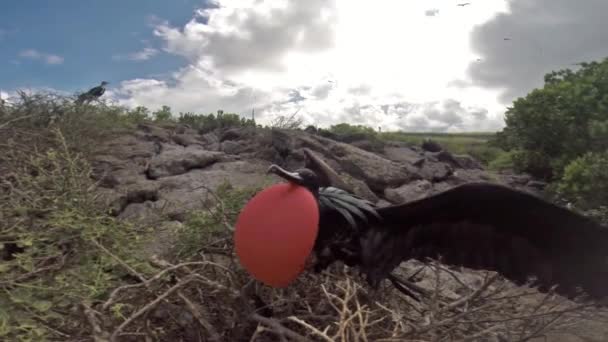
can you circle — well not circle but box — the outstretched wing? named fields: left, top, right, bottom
left=360, top=182, right=608, bottom=300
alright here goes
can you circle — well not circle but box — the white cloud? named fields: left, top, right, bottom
left=112, top=0, right=513, bottom=132
left=19, top=49, right=64, bottom=65
left=0, top=90, right=9, bottom=102
left=113, top=47, right=159, bottom=62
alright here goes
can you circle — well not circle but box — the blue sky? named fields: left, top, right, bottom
left=0, top=0, right=210, bottom=93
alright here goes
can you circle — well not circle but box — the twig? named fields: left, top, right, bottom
left=109, top=275, right=196, bottom=341
left=82, top=302, right=110, bottom=342
left=102, top=261, right=232, bottom=310
left=0, top=114, right=37, bottom=130
left=445, top=272, right=500, bottom=311
left=91, top=238, right=147, bottom=284
left=251, top=313, right=309, bottom=342
left=0, top=253, right=67, bottom=285
left=435, top=265, right=473, bottom=292
left=287, top=316, right=334, bottom=342
left=191, top=184, right=234, bottom=231
left=177, top=290, right=222, bottom=342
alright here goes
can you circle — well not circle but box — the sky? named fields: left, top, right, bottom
left=2, top=0, right=608, bottom=132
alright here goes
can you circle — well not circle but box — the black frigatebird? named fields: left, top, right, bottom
left=75, top=81, right=108, bottom=104
left=265, top=148, right=608, bottom=302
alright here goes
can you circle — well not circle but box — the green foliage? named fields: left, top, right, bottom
left=487, top=150, right=517, bottom=171
left=178, top=110, right=256, bottom=133
left=152, top=105, right=173, bottom=122
left=328, top=123, right=378, bottom=139
left=125, top=106, right=151, bottom=123
left=556, top=151, right=608, bottom=209
left=497, top=57, right=608, bottom=180
left=0, top=91, right=151, bottom=157
left=172, top=180, right=271, bottom=259
left=0, top=129, right=152, bottom=341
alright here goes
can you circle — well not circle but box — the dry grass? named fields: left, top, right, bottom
left=81, top=226, right=607, bottom=342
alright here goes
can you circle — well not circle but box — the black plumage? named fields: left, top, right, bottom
left=76, top=81, right=108, bottom=104
left=266, top=149, right=608, bottom=302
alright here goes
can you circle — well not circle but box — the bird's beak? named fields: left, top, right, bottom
left=267, top=164, right=304, bottom=183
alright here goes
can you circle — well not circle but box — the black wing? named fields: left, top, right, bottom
left=360, top=182, right=608, bottom=300
left=87, top=86, right=105, bottom=97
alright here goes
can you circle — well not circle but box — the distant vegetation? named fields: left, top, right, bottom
left=493, top=57, right=608, bottom=209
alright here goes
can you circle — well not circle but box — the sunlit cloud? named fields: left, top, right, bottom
left=112, top=0, right=511, bottom=132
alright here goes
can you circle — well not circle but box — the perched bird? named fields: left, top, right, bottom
left=265, top=148, right=608, bottom=302
left=75, top=81, right=108, bottom=104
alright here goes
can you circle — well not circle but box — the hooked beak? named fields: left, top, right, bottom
left=267, top=164, right=304, bottom=184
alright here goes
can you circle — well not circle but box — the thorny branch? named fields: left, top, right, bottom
left=191, top=183, right=235, bottom=232
left=81, top=193, right=607, bottom=342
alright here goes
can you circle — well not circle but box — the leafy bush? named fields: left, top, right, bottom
left=557, top=151, right=608, bottom=209
left=487, top=150, right=517, bottom=171
left=152, top=105, right=172, bottom=122
left=0, top=129, right=152, bottom=341
left=178, top=110, right=256, bottom=133
left=497, top=57, right=608, bottom=180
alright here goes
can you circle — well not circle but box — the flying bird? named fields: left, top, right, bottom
left=457, top=3, right=471, bottom=6
left=75, top=81, right=108, bottom=104
left=265, top=148, right=608, bottom=302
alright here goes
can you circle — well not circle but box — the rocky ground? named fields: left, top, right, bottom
left=87, top=122, right=606, bottom=341
left=93, top=123, right=545, bottom=232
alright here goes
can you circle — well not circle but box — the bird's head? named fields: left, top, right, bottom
left=267, top=164, right=321, bottom=195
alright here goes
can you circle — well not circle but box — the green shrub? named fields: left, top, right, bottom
left=496, top=57, right=608, bottom=180
left=557, top=151, right=608, bottom=209
left=178, top=110, right=256, bottom=133
left=0, top=129, right=153, bottom=340
left=152, top=105, right=173, bottom=122
left=172, top=180, right=271, bottom=259
left=487, top=150, right=517, bottom=171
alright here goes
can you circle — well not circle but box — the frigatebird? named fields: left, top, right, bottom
left=75, top=81, right=108, bottom=104
left=266, top=148, right=608, bottom=302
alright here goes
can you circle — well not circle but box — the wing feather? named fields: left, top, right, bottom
left=360, top=182, right=608, bottom=300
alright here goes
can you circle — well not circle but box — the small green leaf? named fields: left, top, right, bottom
left=31, top=300, right=53, bottom=313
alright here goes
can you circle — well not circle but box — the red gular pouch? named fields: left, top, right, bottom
left=234, top=182, right=320, bottom=287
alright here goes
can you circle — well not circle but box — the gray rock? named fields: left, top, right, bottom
left=346, top=176, right=380, bottom=203
left=220, top=140, right=242, bottom=155
left=383, top=146, right=424, bottom=165
left=418, top=161, right=454, bottom=182
left=172, top=133, right=204, bottom=147
left=153, top=160, right=275, bottom=220
left=147, top=145, right=224, bottom=179
left=452, top=154, right=484, bottom=170
left=220, top=128, right=243, bottom=141
left=384, top=179, right=434, bottom=203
